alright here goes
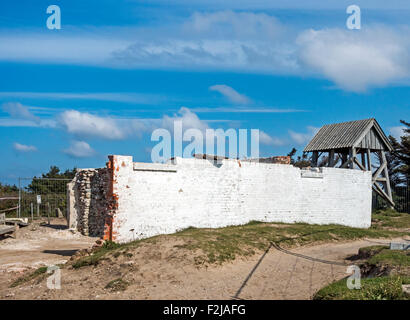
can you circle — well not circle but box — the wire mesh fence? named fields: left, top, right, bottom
left=18, top=177, right=72, bottom=219
left=373, top=180, right=410, bottom=213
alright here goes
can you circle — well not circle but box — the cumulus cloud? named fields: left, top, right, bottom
left=63, top=141, right=95, bottom=158
left=161, top=107, right=210, bottom=133
left=259, top=131, right=285, bottom=146
left=289, top=126, right=319, bottom=145
left=13, top=142, right=37, bottom=152
left=58, top=110, right=125, bottom=140
left=297, top=27, right=410, bottom=92
left=209, top=84, right=251, bottom=104
left=184, top=10, right=283, bottom=40
left=2, top=102, right=40, bottom=123
left=1, top=12, right=410, bottom=93
left=390, top=126, right=408, bottom=139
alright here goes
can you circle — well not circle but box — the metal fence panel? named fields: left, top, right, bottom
left=373, top=180, right=410, bottom=213
left=18, top=178, right=72, bottom=219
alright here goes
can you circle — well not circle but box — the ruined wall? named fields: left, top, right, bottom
left=111, top=155, right=372, bottom=242
left=67, top=168, right=110, bottom=237
left=68, top=155, right=372, bottom=243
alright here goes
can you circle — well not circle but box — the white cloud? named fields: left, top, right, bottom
left=190, top=107, right=306, bottom=113
left=0, top=32, right=130, bottom=66
left=1, top=13, right=409, bottom=92
left=2, top=102, right=40, bottom=123
left=389, top=126, right=407, bottom=139
left=58, top=110, right=125, bottom=140
left=184, top=11, right=283, bottom=40
left=162, top=107, right=210, bottom=133
left=13, top=142, right=37, bottom=152
left=259, top=131, right=285, bottom=146
left=63, top=141, right=95, bottom=158
left=143, top=0, right=410, bottom=10
left=297, top=27, right=410, bottom=92
left=0, top=92, right=165, bottom=104
left=289, top=126, right=319, bottom=145
left=209, top=84, right=251, bottom=104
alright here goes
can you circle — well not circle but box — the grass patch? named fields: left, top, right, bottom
left=372, top=209, right=410, bottom=229
left=367, top=249, right=410, bottom=268
left=172, top=218, right=405, bottom=265
left=72, top=241, right=123, bottom=268
left=71, top=238, right=158, bottom=269
left=315, top=242, right=410, bottom=300
left=314, top=276, right=410, bottom=300
left=72, top=209, right=408, bottom=268
left=105, top=278, right=129, bottom=291
left=10, top=266, right=48, bottom=288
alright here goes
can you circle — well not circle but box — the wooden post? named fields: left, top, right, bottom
left=312, top=151, right=318, bottom=167
left=341, top=153, right=348, bottom=168
left=349, top=147, right=356, bottom=169
left=366, top=149, right=372, bottom=171
left=361, top=151, right=366, bottom=169
left=37, top=203, right=40, bottom=217
left=30, top=203, right=34, bottom=222
left=328, top=149, right=335, bottom=167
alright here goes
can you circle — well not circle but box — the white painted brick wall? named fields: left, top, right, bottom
left=111, top=155, right=372, bottom=243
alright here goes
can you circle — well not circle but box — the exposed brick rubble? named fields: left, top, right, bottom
left=243, top=156, right=291, bottom=164
left=73, top=168, right=109, bottom=237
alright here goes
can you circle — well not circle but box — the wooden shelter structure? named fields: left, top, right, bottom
left=304, top=118, right=394, bottom=207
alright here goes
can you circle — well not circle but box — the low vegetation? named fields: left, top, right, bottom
left=314, top=245, right=410, bottom=300
left=314, top=275, right=410, bottom=300
left=105, top=278, right=129, bottom=292
left=10, top=266, right=48, bottom=288
left=70, top=209, right=409, bottom=268
left=371, top=208, right=410, bottom=230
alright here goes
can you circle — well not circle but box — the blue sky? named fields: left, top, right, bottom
left=0, top=0, right=409, bottom=184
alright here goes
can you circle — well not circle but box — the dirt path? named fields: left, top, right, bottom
left=0, top=218, right=97, bottom=294
left=0, top=232, right=403, bottom=300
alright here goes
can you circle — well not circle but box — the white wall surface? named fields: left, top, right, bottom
left=110, top=155, right=372, bottom=243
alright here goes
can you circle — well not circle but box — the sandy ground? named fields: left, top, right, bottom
left=0, top=220, right=404, bottom=300
left=0, top=218, right=97, bottom=279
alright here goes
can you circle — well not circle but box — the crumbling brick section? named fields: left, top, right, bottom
left=244, top=156, right=291, bottom=164
left=270, top=156, right=291, bottom=164
left=103, top=155, right=119, bottom=241
left=72, top=168, right=110, bottom=237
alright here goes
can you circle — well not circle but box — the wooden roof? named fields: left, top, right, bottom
left=304, top=118, right=393, bottom=152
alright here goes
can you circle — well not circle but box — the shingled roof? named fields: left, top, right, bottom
left=304, top=118, right=393, bottom=152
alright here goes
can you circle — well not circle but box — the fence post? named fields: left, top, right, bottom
left=18, top=178, right=21, bottom=218
left=30, top=203, right=33, bottom=222
left=47, top=202, right=50, bottom=225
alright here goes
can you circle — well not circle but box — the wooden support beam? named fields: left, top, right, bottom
left=354, top=157, right=366, bottom=171
left=361, top=151, right=366, bottom=169
left=372, top=162, right=386, bottom=182
left=373, top=183, right=395, bottom=207
left=366, top=149, right=372, bottom=171
left=341, top=156, right=353, bottom=168
left=311, top=151, right=318, bottom=167
left=348, top=147, right=356, bottom=169
left=328, top=149, right=335, bottom=167
left=381, top=151, right=394, bottom=208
